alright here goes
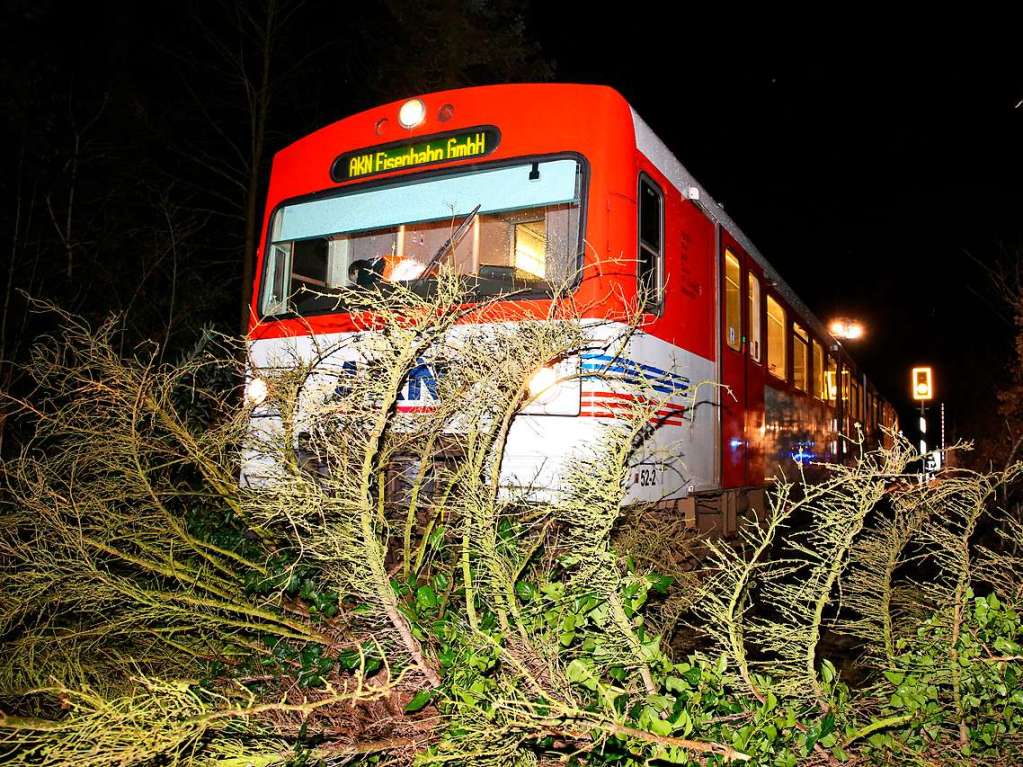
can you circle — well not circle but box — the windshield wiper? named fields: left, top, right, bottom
left=421, top=204, right=481, bottom=277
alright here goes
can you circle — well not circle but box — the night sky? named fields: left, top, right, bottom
left=3, top=2, right=1021, bottom=446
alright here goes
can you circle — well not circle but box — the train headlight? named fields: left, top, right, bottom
left=520, top=358, right=580, bottom=416
left=245, top=376, right=269, bottom=406
left=527, top=366, right=558, bottom=403
left=398, top=98, right=426, bottom=129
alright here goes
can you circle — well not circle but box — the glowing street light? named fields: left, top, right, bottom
left=828, top=317, right=865, bottom=340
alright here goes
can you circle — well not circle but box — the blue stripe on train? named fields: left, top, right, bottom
left=580, top=353, right=690, bottom=385
left=579, top=354, right=690, bottom=394
left=580, top=373, right=677, bottom=395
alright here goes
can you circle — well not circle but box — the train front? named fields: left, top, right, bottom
left=241, top=84, right=705, bottom=499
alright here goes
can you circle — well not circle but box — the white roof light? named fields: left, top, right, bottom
left=398, top=98, right=426, bottom=129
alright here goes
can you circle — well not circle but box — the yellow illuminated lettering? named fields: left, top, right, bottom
left=348, top=154, right=373, bottom=177
left=445, top=132, right=487, bottom=159
left=342, top=131, right=494, bottom=178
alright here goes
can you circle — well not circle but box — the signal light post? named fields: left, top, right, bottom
left=912, top=366, right=935, bottom=477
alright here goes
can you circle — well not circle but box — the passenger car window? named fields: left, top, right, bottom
left=766, top=295, right=786, bottom=379
left=826, top=355, right=837, bottom=407
left=724, top=251, right=741, bottom=351
left=793, top=323, right=809, bottom=392
left=812, top=339, right=825, bottom=400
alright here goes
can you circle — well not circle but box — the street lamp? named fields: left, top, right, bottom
left=828, top=317, right=865, bottom=340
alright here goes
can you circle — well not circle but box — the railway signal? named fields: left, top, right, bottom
left=912, top=366, right=936, bottom=478
left=911, top=367, right=933, bottom=401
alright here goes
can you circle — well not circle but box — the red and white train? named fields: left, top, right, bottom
left=245, top=84, right=897, bottom=530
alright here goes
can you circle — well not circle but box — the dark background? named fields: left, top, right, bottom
left=2, top=1, right=1020, bottom=450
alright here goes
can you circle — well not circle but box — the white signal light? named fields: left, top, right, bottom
left=245, top=377, right=269, bottom=406
left=398, top=98, right=426, bottom=129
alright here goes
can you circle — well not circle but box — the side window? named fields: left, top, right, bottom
left=841, top=367, right=851, bottom=433
left=748, top=273, right=761, bottom=361
left=826, top=355, right=838, bottom=407
left=263, top=243, right=292, bottom=316
left=793, top=323, right=809, bottom=392
left=638, top=177, right=663, bottom=309
left=262, top=211, right=290, bottom=315
left=766, top=295, right=786, bottom=379
left=724, top=250, right=741, bottom=351
left=812, top=339, right=825, bottom=400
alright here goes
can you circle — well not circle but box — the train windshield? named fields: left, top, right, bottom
left=260, top=158, right=583, bottom=316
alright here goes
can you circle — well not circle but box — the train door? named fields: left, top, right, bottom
left=744, top=257, right=766, bottom=485
left=720, top=232, right=762, bottom=487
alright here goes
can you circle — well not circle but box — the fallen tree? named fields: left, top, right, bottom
left=3, top=275, right=1023, bottom=766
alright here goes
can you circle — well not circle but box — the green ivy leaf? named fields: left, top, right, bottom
left=647, top=572, right=674, bottom=595
left=514, top=581, right=537, bottom=602
left=416, top=585, right=439, bottom=611
left=665, top=676, right=688, bottom=693
left=819, top=713, right=836, bottom=739
left=404, top=690, right=434, bottom=713
left=566, top=658, right=599, bottom=691
left=884, top=671, right=905, bottom=686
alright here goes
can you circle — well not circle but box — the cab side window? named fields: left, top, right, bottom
left=638, top=177, right=663, bottom=310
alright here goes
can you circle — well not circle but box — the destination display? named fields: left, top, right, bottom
left=332, top=127, right=501, bottom=182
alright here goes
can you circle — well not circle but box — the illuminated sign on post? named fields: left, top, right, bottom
left=331, top=126, right=501, bottom=182
left=911, top=366, right=933, bottom=401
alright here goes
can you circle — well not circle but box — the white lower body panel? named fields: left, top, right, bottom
left=242, top=321, right=718, bottom=503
